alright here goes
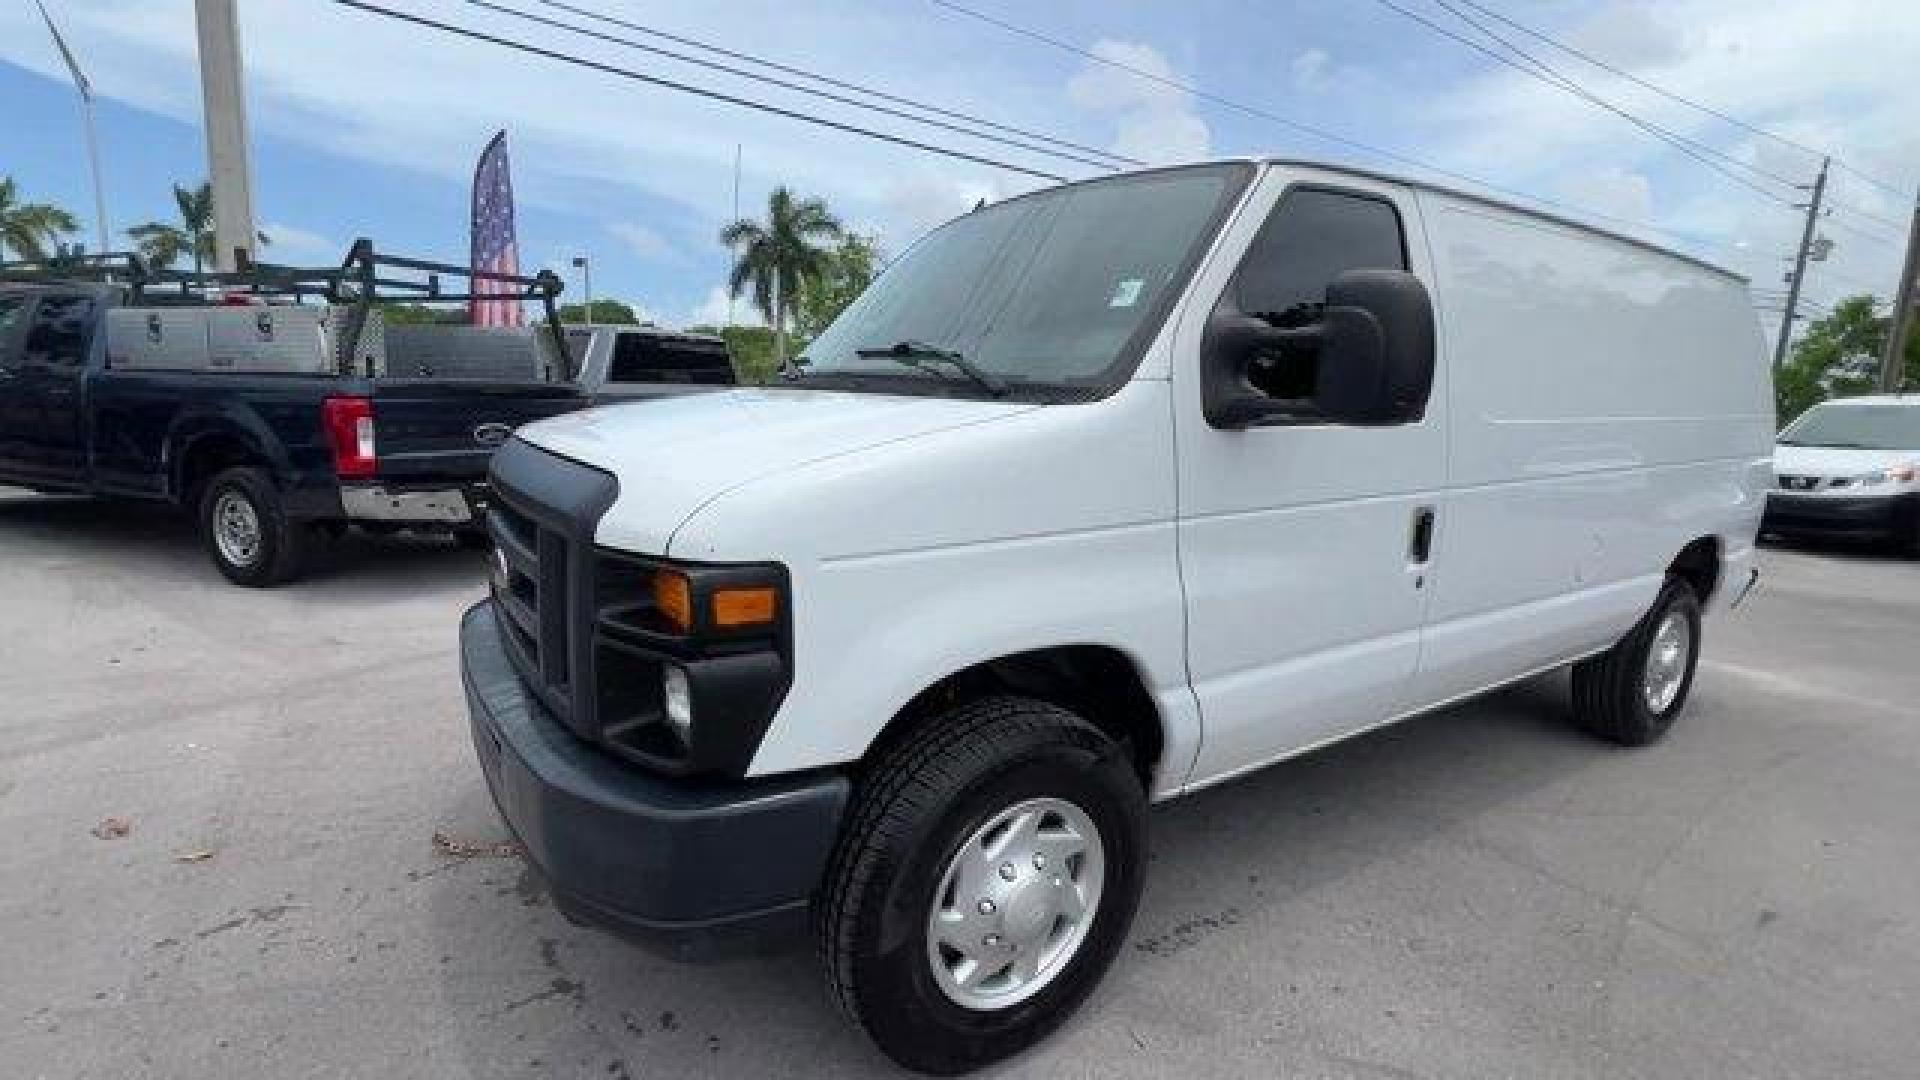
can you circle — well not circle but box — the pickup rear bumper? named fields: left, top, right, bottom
left=340, top=483, right=479, bottom=524
left=460, top=601, right=849, bottom=960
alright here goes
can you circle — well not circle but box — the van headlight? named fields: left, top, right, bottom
left=662, top=665, right=693, bottom=746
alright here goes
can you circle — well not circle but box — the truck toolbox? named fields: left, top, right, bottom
left=460, top=601, right=848, bottom=959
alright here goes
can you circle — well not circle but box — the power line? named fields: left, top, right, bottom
left=929, top=0, right=1751, bottom=259
left=458, top=0, right=1125, bottom=172
left=1377, top=0, right=1797, bottom=208
left=1449, top=0, right=1912, bottom=198
left=1435, top=0, right=1805, bottom=194
left=322, top=0, right=1068, bottom=182
left=528, top=0, right=1140, bottom=170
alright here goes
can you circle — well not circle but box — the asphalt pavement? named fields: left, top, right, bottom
left=2, top=489, right=1916, bottom=1079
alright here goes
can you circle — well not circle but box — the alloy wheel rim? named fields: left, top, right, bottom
left=925, top=797, right=1105, bottom=1011
left=1642, top=610, right=1692, bottom=714
left=213, top=490, right=262, bottom=567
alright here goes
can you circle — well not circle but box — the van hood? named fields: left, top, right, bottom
left=1774, top=442, right=1920, bottom=479
left=514, top=387, right=1039, bottom=554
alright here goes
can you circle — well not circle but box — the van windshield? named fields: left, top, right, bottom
left=802, top=163, right=1251, bottom=399
left=1780, top=400, right=1920, bottom=451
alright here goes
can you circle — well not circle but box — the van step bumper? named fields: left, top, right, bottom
left=459, top=601, right=849, bottom=960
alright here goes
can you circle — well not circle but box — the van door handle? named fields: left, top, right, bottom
left=1409, top=506, right=1436, bottom=565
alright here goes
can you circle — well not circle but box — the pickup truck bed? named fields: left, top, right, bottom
left=0, top=281, right=584, bottom=585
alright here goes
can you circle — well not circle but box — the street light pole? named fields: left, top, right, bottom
left=35, top=1, right=109, bottom=255
left=571, top=255, right=592, bottom=322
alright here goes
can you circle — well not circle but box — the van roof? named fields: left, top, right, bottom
left=1019, top=157, right=1745, bottom=285
left=1232, top=157, right=1747, bottom=284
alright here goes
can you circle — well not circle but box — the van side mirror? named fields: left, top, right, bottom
left=1202, top=268, right=1436, bottom=429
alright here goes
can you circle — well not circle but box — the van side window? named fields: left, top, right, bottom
left=1229, top=188, right=1407, bottom=398
left=22, top=296, right=95, bottom=367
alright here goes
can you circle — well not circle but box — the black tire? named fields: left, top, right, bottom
left=816, top=696, right=1146, bottom=1075
left=198, top=466, right=307, bottom=587
left=1571, top=576, right=1701, bottom=746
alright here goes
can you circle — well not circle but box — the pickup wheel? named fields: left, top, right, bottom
left=199, top=466, right=308, bottom=587
left=816, top=696, right=1146, bottom=1075
left=1571, top=575, right=1701, bottom=746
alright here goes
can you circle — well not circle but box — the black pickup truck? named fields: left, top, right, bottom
left=0, top=247, right=584, bottom=586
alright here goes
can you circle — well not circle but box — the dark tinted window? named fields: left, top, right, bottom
left=607, top=334, right=734, bottom=385
left=1234, top=188, right=1407, bottom=323
left=22, top=296, right=95, bottom=366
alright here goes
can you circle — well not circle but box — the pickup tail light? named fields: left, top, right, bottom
left=322, top=395, right=377, bottom=478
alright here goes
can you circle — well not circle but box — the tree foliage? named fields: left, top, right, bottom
left=720, top=186, right=842, bottom=365
left=557, top=299, right=642, bottom=325
left=795, top=233, right=883, bottom=340
left=0, top=176, right=80, bottom=262
left=688, top=323, right=780, bottom=384
left=127, top=182, right=269, bottom=272
left=1776, top=294, right=1920, bottom=424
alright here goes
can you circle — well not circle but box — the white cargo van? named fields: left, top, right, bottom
left=459, top=159, right=1773, bottom=1073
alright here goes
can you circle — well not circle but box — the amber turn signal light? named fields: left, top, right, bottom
left=653, top=569, right=693, bottom=633
left=712, top=586, right=778, bottom=628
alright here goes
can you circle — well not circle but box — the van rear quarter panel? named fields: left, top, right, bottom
left=1412, top=192, right=1773, bottom=704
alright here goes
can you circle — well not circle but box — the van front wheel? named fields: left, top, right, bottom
left=816, top=696, right=1146, bottom=1075
left=1571, top=576, right=1701, bottom=745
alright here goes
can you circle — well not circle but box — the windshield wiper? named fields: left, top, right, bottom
left=855, top=340, right=1006, bottom=397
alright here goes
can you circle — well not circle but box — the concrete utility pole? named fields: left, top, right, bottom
left=1774, top=157, right=1830, bottom=372
left=194, top=0, right=257, bottom=272
left=1880, top=190, right=1920, bottom=393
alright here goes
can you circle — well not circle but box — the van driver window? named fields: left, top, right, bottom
left=1229, top=189, right=1407, bottom=400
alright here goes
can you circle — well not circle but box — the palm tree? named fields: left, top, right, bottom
left=720, top=186, right=843, bottom=366
left=127, top=181, right=271, bottom=273
left=128, top=182, right=215, bottom=273
left=0, top=176, right=80, bottom=262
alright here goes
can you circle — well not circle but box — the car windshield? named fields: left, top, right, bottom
left=802, top=163, right=1251, bottom=398
left=1780, top=400, right=1920, bottom=451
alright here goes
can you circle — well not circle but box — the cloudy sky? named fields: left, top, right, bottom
left=3, top=0, right=1916, bottom=342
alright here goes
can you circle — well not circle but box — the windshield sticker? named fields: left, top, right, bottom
left=1109, top=278, right=1144, bottom=308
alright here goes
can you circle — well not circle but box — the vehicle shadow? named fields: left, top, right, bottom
left=0, top=489, right=487, bottom=594
left=423, top=674, right=1600, bottom=1079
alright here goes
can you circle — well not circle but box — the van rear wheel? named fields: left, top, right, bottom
left=816, top=696, right=1146, bottom=1075
left=1571, top=576, right=1701, bottom=745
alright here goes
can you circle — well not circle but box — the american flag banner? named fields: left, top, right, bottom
left=469, top=130, right=524, bottom=328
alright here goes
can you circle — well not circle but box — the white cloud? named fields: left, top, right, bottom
left=1566, top=4, right=1686, bottom=70
left=607, top=221, right=677, bottom=263
left=1556, top=166, right=1655, bottom=224
left=685, top=283, right=764, bottom=330
left=1067, top=39, right=1211, bottom=164
left=1292, top=49, right=1333, bottom=94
